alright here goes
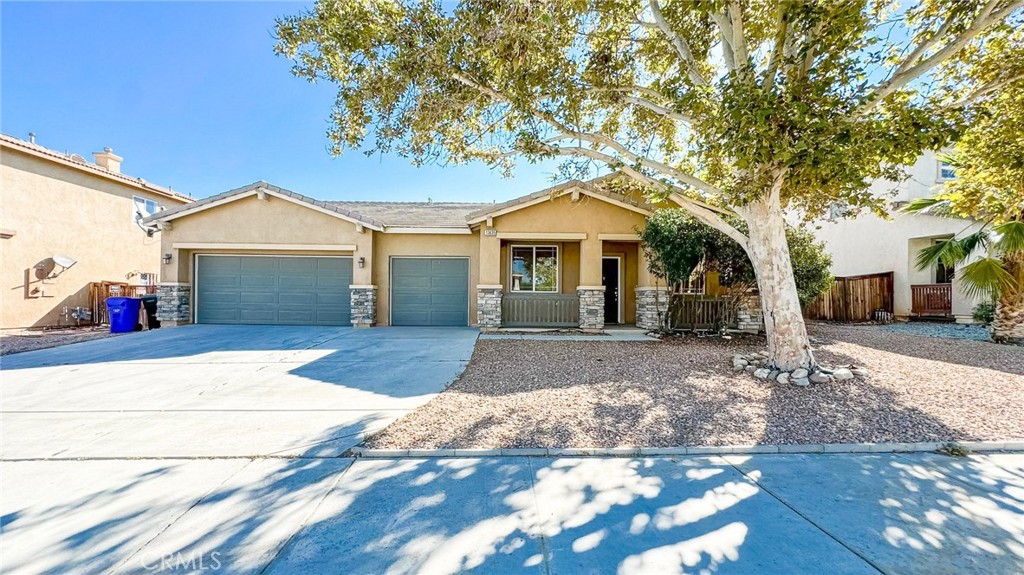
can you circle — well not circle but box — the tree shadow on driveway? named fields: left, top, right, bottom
left=5, top=427, right=1022, bottom=574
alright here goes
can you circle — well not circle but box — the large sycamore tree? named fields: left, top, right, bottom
left=276, top=0, right=1023, bottom=370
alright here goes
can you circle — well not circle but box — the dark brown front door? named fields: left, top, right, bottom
left=602, top=257, right=620, bottom=324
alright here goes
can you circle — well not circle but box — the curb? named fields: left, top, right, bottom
left=347, top=440, right=1024, bottom=458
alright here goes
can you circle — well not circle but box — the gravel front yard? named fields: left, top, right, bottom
left=366, top=323, right=1024, bottom=449
left=0, top=327, right=122, bottom=356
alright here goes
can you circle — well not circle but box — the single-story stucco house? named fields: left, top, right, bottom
left=144, top=175, right=688, bottom=331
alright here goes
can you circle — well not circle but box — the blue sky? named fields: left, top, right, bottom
left=1, top=1, right=564, bottom=201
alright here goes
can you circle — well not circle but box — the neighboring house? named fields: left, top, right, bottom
left=0, top=134, right=192, bottom=329
left=144, top=176, right=677, bottom=331
left=811, top=150, right=984, bottom=322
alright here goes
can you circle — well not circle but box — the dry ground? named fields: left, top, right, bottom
left=0, top=327, right=122, bottom=356
left=366, top=323, right=1024, bottom=449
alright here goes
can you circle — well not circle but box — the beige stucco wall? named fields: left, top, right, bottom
left=492, top=193, right=649, bottom=237
left=813, top=210, right=984, bottom=319
left=488, top=192, right=648, bottom=323
left=0, top=148, right=187, bottom=328
left=159, top=194, right=366, bottom=284
left=373, top=233, right=480, bottom=326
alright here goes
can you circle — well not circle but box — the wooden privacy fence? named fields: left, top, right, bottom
left=89, top=282, right=158, bottom=325
left=803, top=272, right=894, bottom=322
left=668, top=295, right=736, bottom=331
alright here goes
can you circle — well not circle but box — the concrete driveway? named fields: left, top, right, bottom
left=2, top=452, right=1021, bottom=574
left=2, top=327, right=1022, bottom=574
left=0, top=324, right=479, bottom=458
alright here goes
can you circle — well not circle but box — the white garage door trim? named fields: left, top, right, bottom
left=388, top=256, right=471, bottom=326
left=193, top=253, right=353, bottom=325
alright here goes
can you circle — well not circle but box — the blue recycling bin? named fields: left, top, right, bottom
left=106, top=297, right=142, bottom=333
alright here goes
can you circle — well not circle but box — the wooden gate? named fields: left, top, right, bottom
left=803, top=272, right=894, bottom=322
left=668, top=295, right=736, bottom=331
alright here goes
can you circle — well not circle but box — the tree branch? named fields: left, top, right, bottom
left=727, top=1, right=751, bottom=72
left=544, top=132, right=718, bottom=196
left=893, top=12, right=958, bottom=77
left=550, top=145, right=748, bottom=247
left=859, top=0, right=1022, bottom=114
left=452, top=71, right=741, bottom=243
left=648, top=0, right=710, bottom=88
left=710, top=12, right=737, bottom=72
left=621, top=96, right=692, bottom=123
left=762, top=3, right=790, bottom=90
left=951, top=72, right=1024, bottom=107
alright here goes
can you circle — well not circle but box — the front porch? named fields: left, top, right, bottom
left=477, top=235, right=653, bottom=331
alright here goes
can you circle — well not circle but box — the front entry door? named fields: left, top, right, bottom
left=602, top=257, right=620, bottom=324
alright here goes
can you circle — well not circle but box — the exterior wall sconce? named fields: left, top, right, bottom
left=357, top=257, right=366, bottom=268
left=162, top=253, right=173, bottom=264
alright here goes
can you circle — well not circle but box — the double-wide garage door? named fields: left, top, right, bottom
left=390, top=258, right=469, bottom=326
left=196, top=255, right=352, bottom=325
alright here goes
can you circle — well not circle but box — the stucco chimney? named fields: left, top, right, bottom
left=93, top=147, right=122, bottom=173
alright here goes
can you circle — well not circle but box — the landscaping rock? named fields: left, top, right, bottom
left=733, top=358, right=748, bottom=371
left=776, top=372, right=790, bottom=385
left=833, top=368, right=855, bottom=381
left=792, top=377, right=810, bottom=387
left=809, top=371, right=830, bottom=384
left=792, top=368, right=809, bottom=379
left=753, top=368, right=771, bottom=379
left=745, top=365, right=757, bottom=373
left=851, top=368, right=868, bottom=377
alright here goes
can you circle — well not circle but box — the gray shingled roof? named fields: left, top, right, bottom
left=465, top=177, right=656, bottom=221
left=144, top=174, right=669, bottom=229
left=325, top=201, right=490, bottom=228
left=143, top=181, right=386, bottom=228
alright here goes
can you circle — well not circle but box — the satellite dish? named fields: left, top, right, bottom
left=69, top=154, right=88, bottom=163
left=52, top=254, right=77, bottom=269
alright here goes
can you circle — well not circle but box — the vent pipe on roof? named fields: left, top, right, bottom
left=28, top=132, right=36, bottom=145
left=93, top=147, right=123, bottom=174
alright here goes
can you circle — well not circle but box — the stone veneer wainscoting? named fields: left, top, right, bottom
left=156, top=283, right=191, bottom=327
left=350, top=285, right=377, bottom=327
left=577, top=287, right=605, bottom=331
left=635, top=287, right=671, bottom=331
left=477, top=286, right=503, bottom=330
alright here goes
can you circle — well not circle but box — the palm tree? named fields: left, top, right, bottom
left=905, top=197, right=1024, bottom=344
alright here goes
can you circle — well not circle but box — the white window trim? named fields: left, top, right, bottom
left=937, top=160, right=956, bottom=182
left=132, top=195, right=159, bottom=223
left=509, top=244, right=560, bottom=293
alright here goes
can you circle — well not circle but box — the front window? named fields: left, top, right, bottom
left=132, top=195, right=160, bottom=222
left=510, top=245, right=558, bottom=292
left=939, top=161, right=956, bottom=180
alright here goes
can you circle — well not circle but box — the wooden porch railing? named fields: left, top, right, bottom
left=668, top=295, right=736, bottom=331
left=911, top=283, right=952, bottom=316
left=501, top=292, right=579, bottom=327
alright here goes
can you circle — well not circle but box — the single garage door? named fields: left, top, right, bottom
left=390, top=257, right=469, bottom=326
left=196, top=255, right=352, bottom=325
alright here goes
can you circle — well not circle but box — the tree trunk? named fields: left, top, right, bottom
left=991, top=251, right=1024, bottom=345
left=741, top=195, right=816, bottom=370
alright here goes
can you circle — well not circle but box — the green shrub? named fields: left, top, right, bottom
left=973, top=302, right=996, bottom=324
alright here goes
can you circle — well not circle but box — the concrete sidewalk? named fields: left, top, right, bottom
left=2, top=452, right=1021, bottom=574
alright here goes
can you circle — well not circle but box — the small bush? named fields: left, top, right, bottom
left=973, top=302, right=996, bottom=324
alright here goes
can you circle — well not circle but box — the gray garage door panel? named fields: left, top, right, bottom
left=196, top=256, right=352, bottom=325
left=391, top=257, right=469, bottom=326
